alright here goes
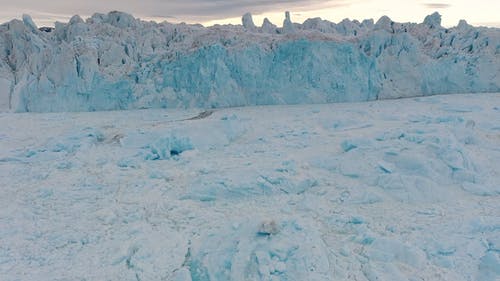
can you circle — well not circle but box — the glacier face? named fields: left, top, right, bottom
left=0, top=11, right=499, bottom=112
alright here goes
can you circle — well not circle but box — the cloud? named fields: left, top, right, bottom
left=0, top=0, right=351, bottom=24
left=472, top=21, right=500, bottom=28
left=423, top=3, right=451, bottom=9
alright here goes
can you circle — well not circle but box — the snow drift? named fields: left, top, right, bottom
left=0, top=11, right=499, bottom=112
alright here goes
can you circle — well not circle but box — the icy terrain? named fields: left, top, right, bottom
left=0, top=11, right=499, bottom=112
left=1, top=93, right=499, bottom=280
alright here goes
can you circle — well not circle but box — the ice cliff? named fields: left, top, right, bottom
left=0, top=11, right=499, bottom=112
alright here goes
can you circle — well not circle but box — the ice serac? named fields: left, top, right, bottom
left=0, top=11, right=499, bottom=112
left=283, top=11, right=296, bottom=34
left=423, top=12, right=442, bottom=29
left=261, top=18, right=277, bottom=34
left=242, top=13, right=256, bottom=31
left=22, top=14, right=38, bottom=33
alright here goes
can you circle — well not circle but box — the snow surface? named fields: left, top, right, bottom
left=1, top=93, right=499, bottom=280
left=0, top=12, right=499, bottom=112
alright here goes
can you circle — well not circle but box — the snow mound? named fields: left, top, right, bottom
left=143, top=136, right=193, bottom=160
left=187, top=218, right=330, bottom=280
left=0, top=11, right=499, bottom=112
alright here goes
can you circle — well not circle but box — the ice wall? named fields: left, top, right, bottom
left=0, top=11, right=499, bottom=112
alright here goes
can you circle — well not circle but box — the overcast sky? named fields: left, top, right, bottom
left=0, top=0, right=498, bottom=28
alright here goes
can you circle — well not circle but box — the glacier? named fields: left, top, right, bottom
left=0, top=11, right=499, bottom=112
left=0, top=93, right=499, bottom=280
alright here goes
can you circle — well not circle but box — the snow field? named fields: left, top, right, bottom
left=0, top=93, right=499, bottom=280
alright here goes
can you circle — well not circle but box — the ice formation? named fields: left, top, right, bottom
left=0, top=11, right=499, bottom=112
left=1, top=93, right=499, bottom=280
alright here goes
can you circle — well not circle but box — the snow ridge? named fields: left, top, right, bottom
left=0, top=11, right=499, bottom=112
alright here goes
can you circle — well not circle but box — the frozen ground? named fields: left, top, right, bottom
left=1, top=93, right=499, bottom=280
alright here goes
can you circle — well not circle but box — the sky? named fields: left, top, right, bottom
left=0, top=0, right=499, bottom=28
